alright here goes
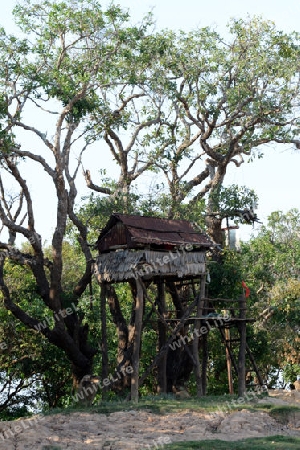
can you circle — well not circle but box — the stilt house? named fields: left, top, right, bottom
left=95, top=213, right=213, bottom=282
left=94, top=214, right=263, bottom=401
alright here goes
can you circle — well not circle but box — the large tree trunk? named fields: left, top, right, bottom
left=205, top=215, right=224, bottom=247
left=165, top=282, right=194, bottom=392
left=106, top=284, right=133, bottom=389
left=205, top=163, right=227, bottom=246
left=106, top=284, right=129, bottom=364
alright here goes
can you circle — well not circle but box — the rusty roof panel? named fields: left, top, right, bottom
left=114, top=214, right=201, bottom=233
left=127, top=226, right=211, bottom=246
left=96, top=213, right=213, bottom=252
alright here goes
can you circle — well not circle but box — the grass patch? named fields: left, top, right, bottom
left=41, top=446, right=62, bottom=450
left=164, top=436, right=300, bottom=449
left=44, top=394, right=265, bottom=417
left=42, top=395, right=218, bottom=416
left=253, top=403, right=273, bottom=410
left=269, top=405, right=300, bottom=425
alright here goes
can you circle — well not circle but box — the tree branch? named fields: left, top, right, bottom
left=84, top=169, right=112, bottom=194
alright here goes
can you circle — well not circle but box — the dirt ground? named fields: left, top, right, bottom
left=0, top=390, right=299, bottom=450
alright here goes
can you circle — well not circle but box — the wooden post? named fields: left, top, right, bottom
left=201, top=274, right=209, bottom=396
left=193, top=274, right=206, bottom=397
left=131, top=278, right=144, bottom=403
left=225, top=327, right=234, bottom=394
left=156, top=279, right=167, bottom=393
left=201, top=330, right=208, bottom=395
left=238, top=294, right=247, bottom=397
left=100, top=283, right=108, bottom=399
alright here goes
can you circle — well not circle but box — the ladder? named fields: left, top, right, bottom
left=218, top=324, right=265, bottom=387
left=203, top=297, right=265, bottom=388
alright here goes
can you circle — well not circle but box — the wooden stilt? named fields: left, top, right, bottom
left=225, top=327, right=234, bottom=394
left=201, top=331, right=208, bottom=395
left=100, top=283, right=108, bottom=399
left=157, top=279, right=167, bottom=393
left=131, top=278, right=144, bottom=403
left=193, top=274, right=206, bottom=397
left=238, top=294, right=247, bottom=396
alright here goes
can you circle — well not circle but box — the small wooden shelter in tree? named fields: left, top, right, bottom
left=94, top=213, right=262, bottom=401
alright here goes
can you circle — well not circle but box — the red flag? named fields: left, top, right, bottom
left=242, top=281, right=250, bottom=298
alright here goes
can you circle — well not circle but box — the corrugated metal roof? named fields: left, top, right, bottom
left=96, top=213, right=213, bottom=249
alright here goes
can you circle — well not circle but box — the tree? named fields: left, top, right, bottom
left=240, top=209, right=300, bottom=385
left=0, top=257, right=72, bottom=418
left=145, top=18, right=300, bottom=240
left=205, top=184, right=259, bottom=246
left=0, top=0, right=165, bottom=385
left=1, top=1, right=300, bottom=400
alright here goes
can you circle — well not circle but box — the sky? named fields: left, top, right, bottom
left=1, top=0, right=300, bottom=243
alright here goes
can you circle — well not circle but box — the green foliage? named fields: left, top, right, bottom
left=270, top=279, right=300, bottom=329
left=240, top=209, right=300, bottom=383
left=204, top=209, right=300, bottom=389
left=283, top=364, right=300, bottom=384
left=164, top=17, right=300, bottom=146
left=0, top=244, right=89, bottom=417
left=139, top=186, right=206, bottom=224
left=3, top=0, right=164, bottom=141
left=209, top=185, right=259, bottom=223
left=0, top=306, right=72, bottom=418
left=208, top=249, right=244, bottom=299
